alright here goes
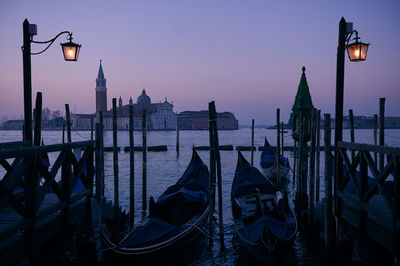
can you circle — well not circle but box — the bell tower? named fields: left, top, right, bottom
left=95, top=60, right=107, bottom=113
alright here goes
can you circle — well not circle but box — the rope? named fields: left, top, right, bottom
left=72, top=129, right=88, bottom=140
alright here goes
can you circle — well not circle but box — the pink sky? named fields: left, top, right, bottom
left=0, top=0, right=399, bottom=125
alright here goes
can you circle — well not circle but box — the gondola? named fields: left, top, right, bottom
left=260, top=137, right=290, bottom=181
left=102, top=149, right=209, bottom=255
left=232, top=152, right=297, bottom=261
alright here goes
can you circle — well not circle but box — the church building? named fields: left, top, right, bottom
left=72, top=61, right=177, bottom=130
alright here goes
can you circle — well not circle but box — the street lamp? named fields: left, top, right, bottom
left=346, top=30, right=370, bottom=62
left=334, top=17, right=369, bottom=214
left=22, top=19, right=81, bottom=143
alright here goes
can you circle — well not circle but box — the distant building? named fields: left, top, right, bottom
left=2, top=120, right=24, bottom=130
left=72, top=61, right=177, bottom=130
left=96, top=60, right=107, bottom=113
left=178, top=111, right=239, bottom=130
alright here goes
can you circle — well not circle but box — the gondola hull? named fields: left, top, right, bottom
left=260, top=137, right=290, bottom=181
left=232, top=152, right=297, bottom=263
left=102, top=149, right=210, bottom=256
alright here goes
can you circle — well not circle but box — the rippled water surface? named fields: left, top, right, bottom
left=1, top=128, right=399, bottom=265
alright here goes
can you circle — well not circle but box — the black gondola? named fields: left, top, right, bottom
left=232, top=151, right=297, bottom=262
left=260, top=137, right=290, bottom=182
left=103, top=149, right=209, bottom=255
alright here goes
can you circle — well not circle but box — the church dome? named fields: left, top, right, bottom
left=137, top=89, right=151, bottom=105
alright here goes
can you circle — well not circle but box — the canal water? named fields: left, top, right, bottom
left=1, top=128, right=399, bottom=265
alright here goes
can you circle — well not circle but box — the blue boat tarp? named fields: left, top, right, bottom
left=238, top=216, right=266, bottom=242
left=157, top=151, right=209, bottom=205
left=118, top=149, right=209, bottom=249
left=119, top=218, right=180, bottom=248
left=264, top=215, right=296, bottom=240
left=232, top=152, right=279, bottom=198
left=157, top=187, right=207, bottom=206
left=260, top=138, right=289, bottom=169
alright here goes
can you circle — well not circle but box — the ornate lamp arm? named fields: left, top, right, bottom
left=26, top=31, right=74, bottom=55
left=345, top=30, right=359, bottom=45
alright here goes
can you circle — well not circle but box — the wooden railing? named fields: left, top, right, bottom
left=0, top=140, right=95, bottom=251
left=336, top=141, right=399, bottom=255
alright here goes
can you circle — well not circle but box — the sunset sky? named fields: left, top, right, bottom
left=0, top=0, right=399, bottom=125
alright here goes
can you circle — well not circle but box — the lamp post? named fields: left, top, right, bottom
left=334, top=17, right=369, bottom=213
left=22, top=19, right=81, bottom=143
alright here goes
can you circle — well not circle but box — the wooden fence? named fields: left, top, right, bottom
left=336, top=141, right=399, bottom=256
left=0, top=140, right=95, bottom=263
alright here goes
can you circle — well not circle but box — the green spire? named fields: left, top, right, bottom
left=292, top=66, right=313, bottom=112
left=291, top=66, right=314, bottom=142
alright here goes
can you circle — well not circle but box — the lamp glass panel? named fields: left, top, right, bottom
left=360, top=43, right=369, bottom=60
left=347, top=43, right=361, bottom=61
left=62, top=45, right=77, bottom=61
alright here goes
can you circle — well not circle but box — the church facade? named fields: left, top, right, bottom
left=72, top=61, right=177, bottom=130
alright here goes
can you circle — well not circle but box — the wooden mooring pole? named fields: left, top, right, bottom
left=296, top=112, right=303, bottom=218
left=112, top=98, right=119, bottom=225
left=209, top=101, right=225, bottom=250
left=281, top=122, right=284, bottom=156
left=379, top=98, right=385, bottom=171
left=142, top=109, right=147, bottom=212
left=276, top=108, right=281, bottom=185
left=91, top=117, right=94, bottom=141
left=308, top=108, right=316, bottom=226
left=99, top=111, right=105, bottom=197
left=65, top=104, right=72, bottom=143
left=316, top=110, right=321, bottom=203
left=251, top=119, right=254, bottom=165
left=33, top=92, right=42, bottom=147
left=95, top=123, right=103, bottom=204
left=323, top=113, right=335, bottom=257
left=373, top=114, right=378, bottom=163
left=349, top=109, right=355, bottom=160
left=208, top=103, right=216, bottom=248
left=62, top=122, right=65, bottom=143
left=176, top=121, right=180, bottom=153
left=293, top=140, right=297, bottom=184
left=129, top=105, right=135, bottom=228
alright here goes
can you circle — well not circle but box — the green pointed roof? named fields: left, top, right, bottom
left=98, top=59, right=104, bottom=79
left=292, top=66, right=313, bottom=112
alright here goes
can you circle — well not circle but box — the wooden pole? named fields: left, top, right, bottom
left=22, top=19, right=33, bottom=144
left=99, top=111, right=104, bottom=197
left=295, top=113, right=304, bottom=216
left=176, top=118, right=180, bottom=152
left=112, top=98, right=119, bottom=224
left=379, top=98, right=385, bottom=171
left=65, top=104, right=72, bottom=143
left=334, top=17, right=347, bottom=216
left=308, top=108, right=316, bottom=226
left=33, top=92, right=42, bottom=147
left=316, top=109, right=321, bottom=203
left=62, top=122, right=65, bottom=144
left=373, top=114, right=378, bottom=163
left=276, top=108, right=281, bottom=185
left=129, top=105, right=135, bottom=228
left=210, top=101, right=225, bottom=250
left=95, top=123, right=103, bottom=204
left=91, top=117, right=94, bottom=141
left=99, top=111, right=104, bottom=129
left=281, top=122, right=284, bottom=156
left=349, top=109, right=355, bottom=161
left=208, top=103, right=216, bottom=248
left=142, top=109, right=147, bottom=212
left=293, top=140, right=297, bottom=184
left=323, top=113, right=335, bottom=256
left=251, top=119, right=254, bottom=165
